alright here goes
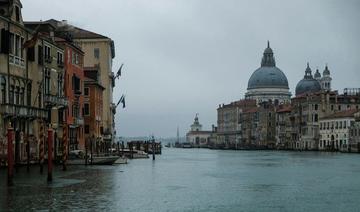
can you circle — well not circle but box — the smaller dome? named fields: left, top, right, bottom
left=323, top=65, right=330, bottom=76
left=314, top=69, right=321, bottom=79
left=295, top=63, right=322, bottom=96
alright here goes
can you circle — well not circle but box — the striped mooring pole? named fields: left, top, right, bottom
left=7, top=124, right=14, bottom=186
left=62, top=124, right=67, bottom=171
left=39, top=122, right=44, bottom=174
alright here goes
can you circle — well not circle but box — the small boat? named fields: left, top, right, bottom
left=66, top=150, right=119, bottom=165
left=114, top=156, right=128, bottom=164
left=89, top=155, right=120, bottom=165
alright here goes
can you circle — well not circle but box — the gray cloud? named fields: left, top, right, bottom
left=22, top=0, right=360, bottom=137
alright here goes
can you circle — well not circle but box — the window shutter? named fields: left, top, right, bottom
left=27, top=46, right=35, bottom=61
left=38, top=45, right=43, bottom=65
left=1, top=29, right=10, bottom=53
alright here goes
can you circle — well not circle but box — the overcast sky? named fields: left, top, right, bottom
left=22, top=0, right=360, bottom=137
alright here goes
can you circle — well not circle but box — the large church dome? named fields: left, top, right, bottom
left=245, top=42, right=291, bottom=104
left=295, top=63, right=322, bottom=96
left=247, top=42, right=289, bottom=90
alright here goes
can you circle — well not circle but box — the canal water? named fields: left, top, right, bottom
left=1, top=149, right=360, bottom=211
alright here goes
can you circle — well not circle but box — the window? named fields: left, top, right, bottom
left=9, top=33, right=14, bottom=54
left=85, top=125, right=90, bottom=134
left=15, top=35, right=20, bottom=57
left=26, top=83, right=31, bottom=106
left=15, top=85, right=19, bottom=105
left=94, top=48, right=100, bottom=59
left=44, top=68, right=51, bottom=95
left=331, top=105, right=334, bottom=111
left=44, top=45, right=51, bottom=62
left=20, top=86, right=24, bottom=105
left=9, top=84, right=14, bottom=104
left=338, top=105, right=341, bottom=111
left=1, top=77, right=6, bottom=103
left=15, top=6, right=20, bottom=22
left=344, top=121, right=347, bottom=128
left=57, top=52, right=63, bottom=65
left=315, top=104, right=318, bottom=111
left=84, top=87, right=89, bottom=96
left=84, top=103, right=90, bottom=116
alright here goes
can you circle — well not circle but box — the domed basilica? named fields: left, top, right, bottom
left=245, top=42, right=332, bottom=102
left=245, top=42, right=291, bottom=104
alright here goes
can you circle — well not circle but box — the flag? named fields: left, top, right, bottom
left=121, top=95, right=126, bottom=108
left=115, top=64, right=124, bottom=79
left=116, top=95, right=126, bottom=109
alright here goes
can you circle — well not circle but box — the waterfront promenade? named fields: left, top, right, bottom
left=1, top=148, right=360, bottom=211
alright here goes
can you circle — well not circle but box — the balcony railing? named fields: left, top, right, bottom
left=0, top=104, right=48, bottom=119
left=44, top=94, right=68, bottom=106
left=74, top=117, right=84, bottom=126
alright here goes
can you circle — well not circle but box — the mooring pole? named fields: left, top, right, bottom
left=152, top=139, right=155, bottom=161
left=62, top=124, right=67, bottom=171
left=47, top=128, right=53, bottom=182
left=39, top=122, right=44, bottom=174
left=85, top=137, right=88, bottom=166
left=7, top=124, right=14, bottom=186
left=26, top=121, right=30, bottom=173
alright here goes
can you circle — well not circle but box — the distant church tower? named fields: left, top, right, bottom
left=190, top=114, right=202, bottom=131
left=320, top=65, right=332, bottom=91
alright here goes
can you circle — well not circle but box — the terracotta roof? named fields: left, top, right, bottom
left=243, top=107, right=258, bottom=113
left=46, top=19, right=108, bottom=39
left=320, top=109, right=359, bottom=120
left=277, top=105, right=292, bottom=113
left=219, top=99, right=257, bottom=109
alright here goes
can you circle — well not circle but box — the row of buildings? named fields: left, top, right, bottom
left=186, top=42, right=360, bottom=152
left=0, top=0, right=119, bottom=164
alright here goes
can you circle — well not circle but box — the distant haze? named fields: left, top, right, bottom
left=22, top=0, right=360, bottom=137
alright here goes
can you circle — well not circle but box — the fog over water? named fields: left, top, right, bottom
left=22, top=0, right=360, bottom=137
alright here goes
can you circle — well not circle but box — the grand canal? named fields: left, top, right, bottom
left=1, top=149, right=360, bottom=211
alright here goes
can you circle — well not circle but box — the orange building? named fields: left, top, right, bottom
left=84, top=67, right=104, bottom=143
left=56, top=38, right=85, bottom=151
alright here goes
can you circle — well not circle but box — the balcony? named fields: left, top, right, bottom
left=44, top=94, right=68, bottom=107
left=74, top=117, right=84, bottom=126
left=0, top=104, right=47, bottom=119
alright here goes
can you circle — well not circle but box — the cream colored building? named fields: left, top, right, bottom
left=319, top=109, right=358, bottom=152
left=0, top=0, right=66, bottom=161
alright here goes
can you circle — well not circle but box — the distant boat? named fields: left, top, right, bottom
left=165, top=143, right=171, bottom=148
left=182, top=142, right=192, bottom=148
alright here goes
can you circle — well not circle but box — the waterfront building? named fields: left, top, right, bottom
left=0, top=0, right=66, bottom=163
left=186, top=114, right=211, bottom=148
left=275, top=104, right=292, bottom=149
left=69, top=24, right=116, bottom=146
left=319, top=109, right=358, bottom=151
left=349, top=111, right=360, bottom=152
left=84, top=67, right=105, bottom=152
left=25, top=20, right=87, bottom=153
left=240, top=107, right=259, bottom=147
left=245, top=42, right=291, bottom=104
left=217, top=99, right=256, bottom=148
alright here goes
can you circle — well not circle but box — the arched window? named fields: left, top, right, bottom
left=15, top=79, right=20, bottom=105
left=1, top=76, right=6, bottom=103
left=9, top=79, right=15, bottom=104
left=20, top=81, right=25, bottom=105
left=27, top=83, right=32, bottom=106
